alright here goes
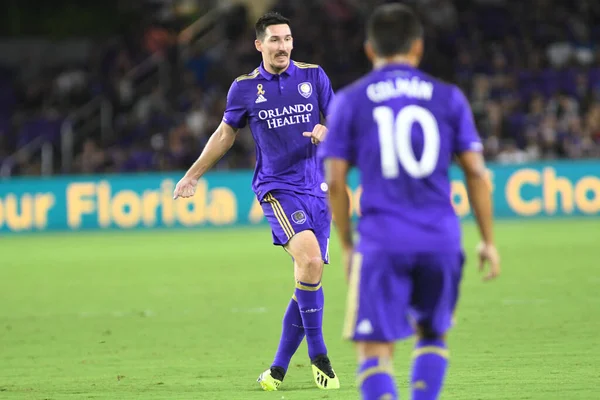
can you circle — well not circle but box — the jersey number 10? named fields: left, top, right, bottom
left=373, top=105, right=440, bottom=179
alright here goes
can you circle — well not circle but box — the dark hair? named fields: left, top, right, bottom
left=255, top=12, right=291, bottom=40
left=367, top=3, right=423, bottom=57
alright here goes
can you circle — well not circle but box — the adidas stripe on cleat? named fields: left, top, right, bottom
left=311, top=354, right=340, bottom=390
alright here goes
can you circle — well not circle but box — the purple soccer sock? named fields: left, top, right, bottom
left=410, top=338, right=449, bottom=400
left=271, top=296, right=305, bottom=372
left=294, top=280, right=327, bottom=360
left=358, top=357, right=397, bottom=400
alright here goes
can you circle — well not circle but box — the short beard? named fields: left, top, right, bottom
left=269, top=58, right=289, bottom=74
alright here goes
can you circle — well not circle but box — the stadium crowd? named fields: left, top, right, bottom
left=1, top=0, right=599, bottom=176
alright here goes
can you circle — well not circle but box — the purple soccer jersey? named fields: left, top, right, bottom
left=320, top=63, right=483, bottom=253
left=320, top=63, right=483, bottom=342
left=223, top=60, right=334, bottom=200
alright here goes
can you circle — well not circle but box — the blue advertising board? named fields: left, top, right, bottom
left=0, top=161, right=598, bottom=233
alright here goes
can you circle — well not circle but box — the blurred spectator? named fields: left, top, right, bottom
left=1, top=0, right=599, bottom=177
left=74, top=138, right=108, bottom=174
left=497, top=139, right=532, bottom=164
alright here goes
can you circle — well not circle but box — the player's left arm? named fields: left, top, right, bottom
left=452, top=86, right=500, bottom=281
left=325, top=157, right=353, bottom=281
left=326, top=158, right=352, bottom=249
left=303, top=67, right=335, bottom=145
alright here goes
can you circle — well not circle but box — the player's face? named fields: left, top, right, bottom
left=256, top=24, right=293, bottom=73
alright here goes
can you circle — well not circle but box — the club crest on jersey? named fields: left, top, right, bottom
left=298, top=82, right=312, bottom=98
left=256, top=84, right=267, bottom=103
left=291, top=210, right=307, bottom=224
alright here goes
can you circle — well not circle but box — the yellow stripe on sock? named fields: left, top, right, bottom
left=412, top=346, right=449, bottom=359
left=264, top=193, right=295, bottom=239
left=295, top=281, right=322, bottom=291
left=357, top=365, right=394, bottom=386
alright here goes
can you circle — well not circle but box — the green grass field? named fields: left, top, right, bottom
left=1, top=219, right=598, bottom=399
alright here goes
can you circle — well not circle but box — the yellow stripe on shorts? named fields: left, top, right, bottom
left=264, top=193, right=295, bottom=239
left=343, top=252, right=363, bottom=339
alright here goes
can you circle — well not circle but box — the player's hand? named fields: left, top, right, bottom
left=302, top=124, right=328, bottom=145
left=173, top=176, right=198, bottom=199
left=343, top=246, right=354, bottom=283
left=476, top=242, right=500, bottom=281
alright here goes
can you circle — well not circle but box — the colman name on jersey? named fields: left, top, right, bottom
left=367, top=77, right=434, bottom=103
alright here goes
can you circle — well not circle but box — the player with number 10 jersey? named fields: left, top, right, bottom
left=320, top=4, right=499, bottom=399
left=324, top=55, right=482, bottom=254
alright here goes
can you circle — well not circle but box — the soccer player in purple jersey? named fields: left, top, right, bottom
left=172, top=12, right=340, bottom=392
left=320, top=4, right=500, bottom=400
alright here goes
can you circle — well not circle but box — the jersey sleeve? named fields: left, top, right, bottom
left=451, top=86, right=483, bottom=155
left=222, top=80, right=248, bottom=129
left=318, top=90, right=355, bottom=165
left=317, top=66, right=335, bottom=118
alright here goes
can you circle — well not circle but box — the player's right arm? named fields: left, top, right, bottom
left=173, top=122, right=238, bottom=199
left=452, top=87, right=500, bottom=281
left=173, top=79, right=247, bottom=199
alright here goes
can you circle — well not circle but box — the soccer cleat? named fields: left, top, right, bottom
left=311, top=354, right=340, bottom=390
left=257, top=367, right=283, bottom=391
